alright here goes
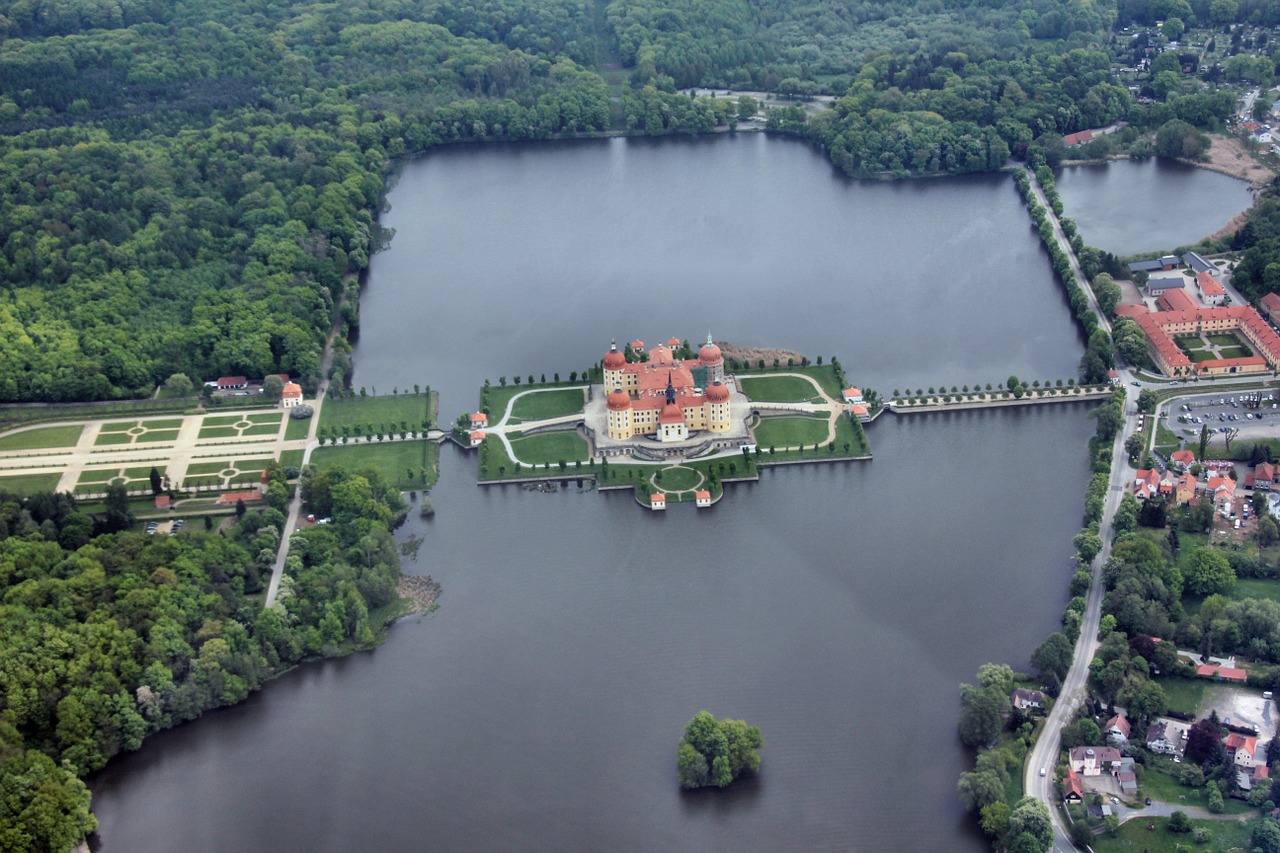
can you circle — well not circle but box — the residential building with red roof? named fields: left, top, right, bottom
left=1069, top=746, right=1122, bottom=776
left=1175, top=473, right=1197, bottom=505
left=216, top=375, right=248, bottom=389
left=1105, top=714, right=1131, bottom=741
left=1196, top=270, right=1225, bottom=298
left=1260, top=293, right=1280, bottom=324
left=1063, top=130, right=1093, bottom=146
left=695, top=490, right=712, bottom=508
left=1256, top=462, right=1277, bottom=491
left=649, top=493, right=666, bottom=510
left=1133, top=468, right=1161, bottom=500
left=842, top=388, right=863, bottom=403
left=1063, top=766, right=1084, bottom=803
left=470, top=412, right=488, bottom=428
left=469, top=430, right=486, bottom=447
left=603, top=336, right=731, bottom=442
left=1170, top=449, right=1195, bottom=468
left=1195, top=663, right=1247, bottom=683
left=281, top=381, right=303, bottom=408
left=1226, top=733, right=1258, bottom=768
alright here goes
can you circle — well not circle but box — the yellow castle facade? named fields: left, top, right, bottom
left=602, top=335, right=732, bottom=443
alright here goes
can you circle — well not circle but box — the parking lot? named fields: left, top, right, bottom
left=1162, top=391, right=1280, bottom=443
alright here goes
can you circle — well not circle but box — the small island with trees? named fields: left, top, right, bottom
left=676, top=711, right=763, bottom=789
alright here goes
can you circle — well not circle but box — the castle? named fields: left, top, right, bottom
left=602, top=335, right=733, bottom=442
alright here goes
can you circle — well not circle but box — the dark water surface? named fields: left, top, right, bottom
left=1054, top=157, right=1254, bottom=256
left=90, top=136, right=1104, bottom=851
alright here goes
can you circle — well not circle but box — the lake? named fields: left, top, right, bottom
left=91, top=135, right=1108, bottom=851
left=1053, top=157, right=1254, bottom=256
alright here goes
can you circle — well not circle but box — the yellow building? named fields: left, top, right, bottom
left=603, top=336, right=732, bottom=442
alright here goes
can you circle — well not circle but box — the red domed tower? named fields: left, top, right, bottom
left=698, top=332, right=724, bottom=382
left=602, top=341, right=626, bottom=370
left=606, top=386, right=634, bottom=440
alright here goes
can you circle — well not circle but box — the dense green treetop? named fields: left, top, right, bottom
left=676, top=711, right=762, bottom=789
left=0, top=462, right=407, bottom=850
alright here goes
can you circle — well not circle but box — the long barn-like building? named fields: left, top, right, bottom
left=602, top=335, right=733, bottom=442
left=1136, top=305, right=1280, bottom=377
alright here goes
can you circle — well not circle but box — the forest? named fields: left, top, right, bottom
left=0, top=0, right=1272, bottom=402
left=0, top=463, right=408, bottom=849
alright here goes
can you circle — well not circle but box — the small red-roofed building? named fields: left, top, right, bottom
left=1171, top=449, right=1195, bottom=469
left=695, top=490, right=712, bottom=508
left=1134, top=468, right=1161, bottom=500
left=281, top=381, right=303, bottom=408
left=1107, top=368, right=1120, bottom=384
left=850, top=404, right=870, bottom=422
left=154, top=495, right=171, bottom=509
left=1256, top=462, right=1277, bottom=490
left=1197, top=270, right=1225, bottom=299
left=1261, top=293, right=1280, bottom=324
left=1196, top=664, right=1247, bottom=683
left=667, top=337, right=681, bottom=348
left=1063, top=767, right=1084, bottom=804
left=217, top=489, right=265, bottom=506
left=469, top=430, right=486, bottom=447
left=1063, top=130, right=1093, bottom=147
left=1105, top=714, right=1131, bottom=742
left=1226, top=733, right=1258, bottom=768
left=842, top=387, right=863, bottom=403
left=216, top=375, right=248, bottom=389
left=650, top=493, right=666, bottom=511
left=470, top=412, right=488, bottom=428
left=629, top=340, right=645, bottom=352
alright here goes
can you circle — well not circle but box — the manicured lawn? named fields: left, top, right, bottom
left=481, top=382, right=579, bottom=418
left=77, top=468, right=121, bottom=483
left=198, top=425, right=239, bottom=440
left=0, top=472, right=61, bottom=494
left=279, top=449, right=304, bottom=469
left=123, top=466, right=162, bottom=479
left=98, top=420, right=138, bottom=432
left=310, top=440, right=438, bottom=488
left=1219, top=346, right=1252, bottom=359
left=241, top=423, right=281, bottom=437
left=318, top=393, right=432, bottom=433
left=1207, top=333, right=1245, bottom=347
left=1155, top=676, right=1207, bottom=717
left=507, top=430, right=590, bottom=464
left=1185, top=348, right=1219, bottom=363
left=203, top=415, right=245, bottom=426
left=1177, top=335, right=1209, bottom=352
left=1091, top=816, right=1252, bottom=853
left=0, top=424, right=84, bottom=450
left=245, top=413, right=282, bottom=424
left=509, top=388, right=586, bottom=421
left=738, top=364, right=843, bottom=398
left=1138, top=763, right=1256, bottom=815
left=738, top=375, right=823, bottom=402
left=186, top=460, right=237, bottom=475
left=284, top=416, right=311, bottom=441
left=753, top=415, right=831, bottom=449
left=134, top=429, right=178, bottom=443
left=653, top=465, right=704, bottom=492
left=94, top=432, right=135, bottom=446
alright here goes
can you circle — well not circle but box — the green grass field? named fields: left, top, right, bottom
left=1090, top=814, right=1252, bottom=853
left=241, top=423, right=281, bottom=437
left=310, top=439, right=437, bottom=488
left=0, top=424, right=84, bottom=451
left=737, top=364, right=844, bottom=398
left=753, top=415, right=831, bottom=449
left=197, top=425, right=239, bottom=440
left=653, top=465, right=704, bottom=492
left=134, top=429, right=179, bottom=443
left=1219, top=346, right=1252, bottom=359
left=1207, top=333, right=1245, bottom=347
left=246, top=413, right=282, bottom=424
left=1155, top=676, right=1207, bottom=717
left=509, top=388, right=586, bottom=420
left=94, top=432, right=135, bottom=446
left=202, top=415, right=245, bottom=426
left=0, top=472, right=61, bottom=494
left=507, top=430, right=590, bottom=464
left=280, top=449, right=304, bottom=469
left=77, top=468, right=121, bottom=483
left=284, top=415, right=311, bottom=441
left=738, top=375, right=824, bottom=402
left=318, top=393, right=432, bottom=433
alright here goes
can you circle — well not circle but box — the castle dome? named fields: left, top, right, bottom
left=699, top=342, right=722, bottom=365
left=705, top=381, right=730, bottom=402
left=603, top=345, right=626, bottom=370
left=607, top=389, right=631, bottom=411
left=658, top=402, right=684, bottom=424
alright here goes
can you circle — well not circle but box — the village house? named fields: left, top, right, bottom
left=1062, top=766, right=1084, bottom=804
left=1146, top=721, right=1180, bottom=755
left=695, top=490, right=712, bottom=508
left=1255, top=462, right=1277, bottom=491
left=1175, top=472, right=1197, bottom=506
left=469, top=430, right=486, bottom=447
left=1195, top=663, right=1247, bottom=683
left=1170, top=449, right=1195, bottom=470
left=1260, top=292, right=1280, bottom=325
left=1011, top=688, right=1046, bottom=712
left=216, top=375, right=248, bottom=390
left=1069, top=746, right=1122, bottom=776
left=1226, top=733, right=1258, bottom=768
left=842, top=387, right=863, bottom=403
left=281, top=381, right=303, bottom=408
left=470, top=412, right=488, bottom=429
left=1104, top=713, right=1131, bottom=743
left=1133, top=468, right=1162, bottom=500
left=649, top=493, right=666, bottom=511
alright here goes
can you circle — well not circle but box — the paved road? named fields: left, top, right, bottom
left=1021, top=167, right=1130, bottom=851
